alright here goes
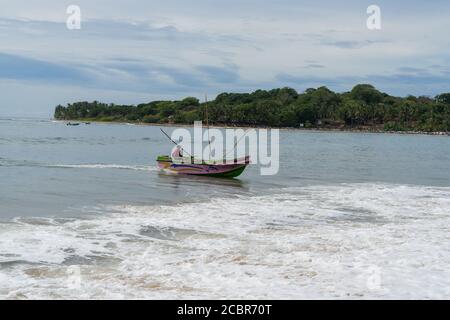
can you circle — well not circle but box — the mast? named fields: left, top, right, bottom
left=205, top=94, right=211, bottom=161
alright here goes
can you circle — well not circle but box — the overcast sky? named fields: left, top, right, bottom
left=1, top=0, right=450, bottom=117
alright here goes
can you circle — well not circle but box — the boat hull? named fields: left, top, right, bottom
left=157, top=156, right=249, bottom=178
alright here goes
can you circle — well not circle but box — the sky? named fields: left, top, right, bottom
left=0, top=0, right=450, bottom=117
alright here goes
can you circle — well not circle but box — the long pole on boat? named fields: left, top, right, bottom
left=205, top=94, right=211, bottom=161
left=224, top=128, right=250, bottom=159
left=160, top=128, right=192, bottom=157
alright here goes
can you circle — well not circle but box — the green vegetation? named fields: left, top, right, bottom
left=54, top=84, right=450, bottom=132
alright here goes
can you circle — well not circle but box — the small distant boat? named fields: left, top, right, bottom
left=157, top=155, right=250, bottom=178
left=84, top=122, right=91, bottom=125
left=66, top=122, right=80, bottom=126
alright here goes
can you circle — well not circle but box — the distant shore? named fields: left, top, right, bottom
left=57, top=119, right=450, bottom=136
left=54, top=85, right=450, bottom=135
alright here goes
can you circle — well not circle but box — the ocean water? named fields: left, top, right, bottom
left=1, top=118, right=450, bottom=299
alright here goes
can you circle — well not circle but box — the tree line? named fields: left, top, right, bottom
left=54, top=84, right=450, bottom=132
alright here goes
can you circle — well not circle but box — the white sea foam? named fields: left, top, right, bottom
left=1, top=183, right=450, bottom=299
left=50, top=164, right=158, bottom=171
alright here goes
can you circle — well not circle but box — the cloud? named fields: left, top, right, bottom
left=0, top=53, right=89, bottom=83
left=1, top=1, right=450, bottom=117
left=323, top=40, right=372, bottom=49
left=0, top=50, right=242, bottom=97
left=275, top=73, right=343, bottom=90
left=303, top=63, right=325, bottom=69
left=276, top=68, right=450, bottom=96
left=397, top=67, right=425, bottom=73
left=302, top=32, right=389, bottom=49
left=196, top=65, right=240, bottom=83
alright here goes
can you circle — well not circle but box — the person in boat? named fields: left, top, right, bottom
left=171, top=145, right=183, bottom=159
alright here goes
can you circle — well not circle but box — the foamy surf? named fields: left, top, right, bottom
left=0, top=183, right=450, bottom=299
left=49, top=164, right=158, bottom=171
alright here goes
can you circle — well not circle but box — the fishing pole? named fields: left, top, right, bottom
left=160, top=128, right=192, bottom=157
left=224, top=128, right=251, bottom=159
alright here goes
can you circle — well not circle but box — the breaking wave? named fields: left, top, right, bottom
left=49, top=164, right=158, bottom=171
left=1, top=183, right=450, bottom=299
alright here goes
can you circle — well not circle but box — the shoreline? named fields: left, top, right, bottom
left=57, top=119, right=450, bottom=136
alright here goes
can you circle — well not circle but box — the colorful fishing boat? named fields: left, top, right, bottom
left=156, top=95, right=249, bottom=178
left=157, top=155, right=250, bottom=178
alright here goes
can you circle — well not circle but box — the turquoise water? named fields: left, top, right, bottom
left=1, top=118, right=450, bottom=299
